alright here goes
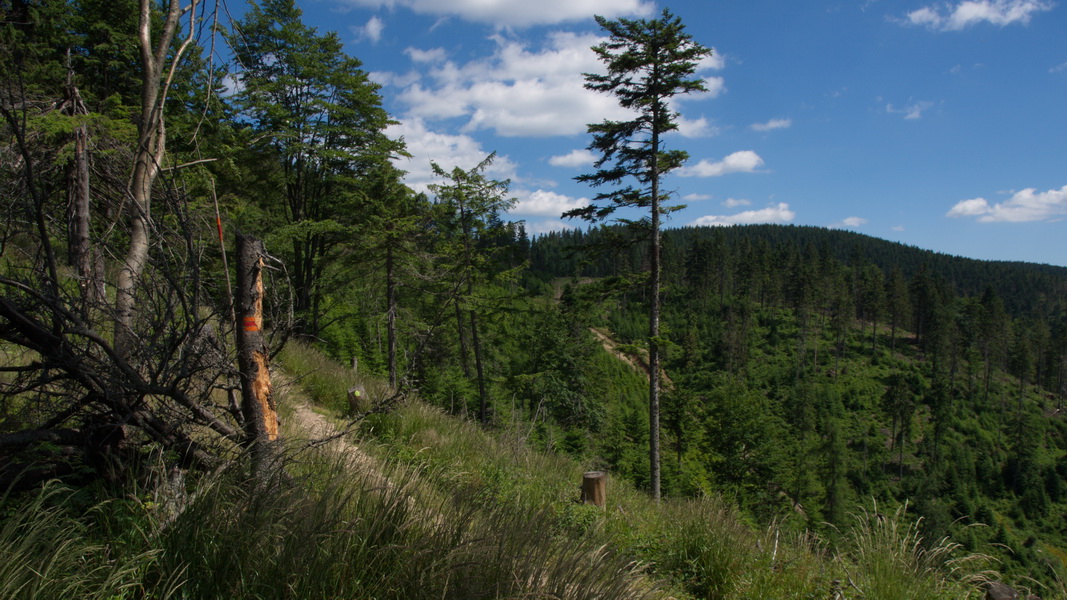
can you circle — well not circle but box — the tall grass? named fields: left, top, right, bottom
left=0, top=339, right=1012, bottom=599
left=334, top=342, right=1002, bottom=600
left=837, top=503, right=994, bottom=600
left=2, top=451, right=659, bottom=599
left=0, top=482, right=176, bottom=600
left=150, top=448, right=658, bottom=599
left=643, top=498, right=830, bottom=599
left=361, top=393, right=835, bottom=599
left=276, top=340, right=391, bottom=414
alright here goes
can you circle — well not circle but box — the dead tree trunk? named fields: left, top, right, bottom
left=235, top=235, right=279, bottom=477
left=115, top=0, right=195, bottom=358
left=68, top=125, right=92, bottom=290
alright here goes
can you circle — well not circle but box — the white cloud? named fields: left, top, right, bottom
left=946, top=197, right=991, bottom=217
left=698, top=51, right=726, bottom=72
left=405, top=47, right=447, bottom=63
left=388, top=30, right=722, bottom=138
left=525, top=219, right=578, bottom=235
left=221, top=73, right=244, bottom=97
left=946, top=185, right=1067, bottom=222
left=700, top=76, right=727, bottom=98
left=722, top=198, right=751, bottom=208
left=393, top=32, right=635, bottom=137
left=831, top=216, right=868, bottom=228
left=355, top=16, right=385, bottom=43
left=683, top=193, right=712, bottom=202
left=511, top=189, right=590, bottom=217
left=334, top=0, right=654, bottom=27
left=387, top=117, right=517, bottom=193
left=892, top=225, right=906, bottom=231
left=751, top=118, right=792, bottom=132
left=886, top=100, right=935, bottom=119
left=1051, top=61, right=1067, bottom=73
left=549, top=149, right=597, bottom=168
left=675, top=115, right=719, bottom=138
left=904, top=0, right=1054, bottom=31
left=675, top=150, right=765, bottom=177
left=691, top=202, right=796, bottom=227
left=368, top=69, right=422, bottom=88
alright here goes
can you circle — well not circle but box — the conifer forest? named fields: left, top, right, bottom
left=2, top=1, right=1066, bottom=598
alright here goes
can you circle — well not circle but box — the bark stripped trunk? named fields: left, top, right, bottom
left=235, top=235, right=279, bottom=478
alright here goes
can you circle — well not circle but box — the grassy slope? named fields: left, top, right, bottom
left=0, top=338, right=1038, bottom=599
left=276, top=340, right=1003, bottom=600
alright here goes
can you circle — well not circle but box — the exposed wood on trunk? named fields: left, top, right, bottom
left=235, top=235, right=279, bottom=475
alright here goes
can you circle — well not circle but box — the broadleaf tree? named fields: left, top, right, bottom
left=567, top=9, right=711, bottom=500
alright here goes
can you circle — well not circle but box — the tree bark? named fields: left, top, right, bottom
left=470, top=306, right=489, bottom=424
left=235, top=235, right=279, bottom=478
left=386, top=243, right=397, bottom=388
left=648, top=82, right=662, bottom=503
left=581, top=471, right=607, bottom=508
left=114, top=0, right=191, bottom=357
left=455, top=301, right=471, bottom=378
left=68, top=126, right=90, bottom=274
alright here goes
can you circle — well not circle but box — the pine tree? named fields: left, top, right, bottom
left=568, top=9, right=711, bottom=501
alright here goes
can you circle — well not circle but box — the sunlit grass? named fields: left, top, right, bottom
left=0, top=338, right=1023, bottom=599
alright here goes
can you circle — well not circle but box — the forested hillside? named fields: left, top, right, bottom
left=531, top=224, right=1067, bottom=319
left=2, top=0, right=1066, bottom=597
left=523, top=224, right=1067, bottom=587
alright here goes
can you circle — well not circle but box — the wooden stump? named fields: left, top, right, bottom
left=347, top=384, right=368, bottom=413
left=581, top=471, right=607, bottom=508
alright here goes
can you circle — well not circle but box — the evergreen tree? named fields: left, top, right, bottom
left=568, top=9, right=711, bottom=500
left=885, top=266, right=910, bottom=354
left=356, top=165, right=429, bottom=388
left=429, top=154, right=516, bottom=424
left=230, top=0, right=400, bottom=334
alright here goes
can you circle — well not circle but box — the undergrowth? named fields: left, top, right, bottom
left=0, top=340, right=1017, bottom=599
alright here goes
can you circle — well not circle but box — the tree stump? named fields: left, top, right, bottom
left=348, top=384, right=368, bottom=413
left=581, top=471, right=607, bottom=508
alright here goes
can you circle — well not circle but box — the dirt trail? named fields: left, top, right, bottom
left=275, top=370, right=389, bottom=488
left=552, top=278, right=674, bottom=390
left=588, top=327, right=674, bottom=390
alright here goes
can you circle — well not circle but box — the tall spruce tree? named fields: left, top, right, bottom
left=568, top=9, right=711, bottom=500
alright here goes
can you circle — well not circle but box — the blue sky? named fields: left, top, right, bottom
left=281, top=0, right=1067, bottom=266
